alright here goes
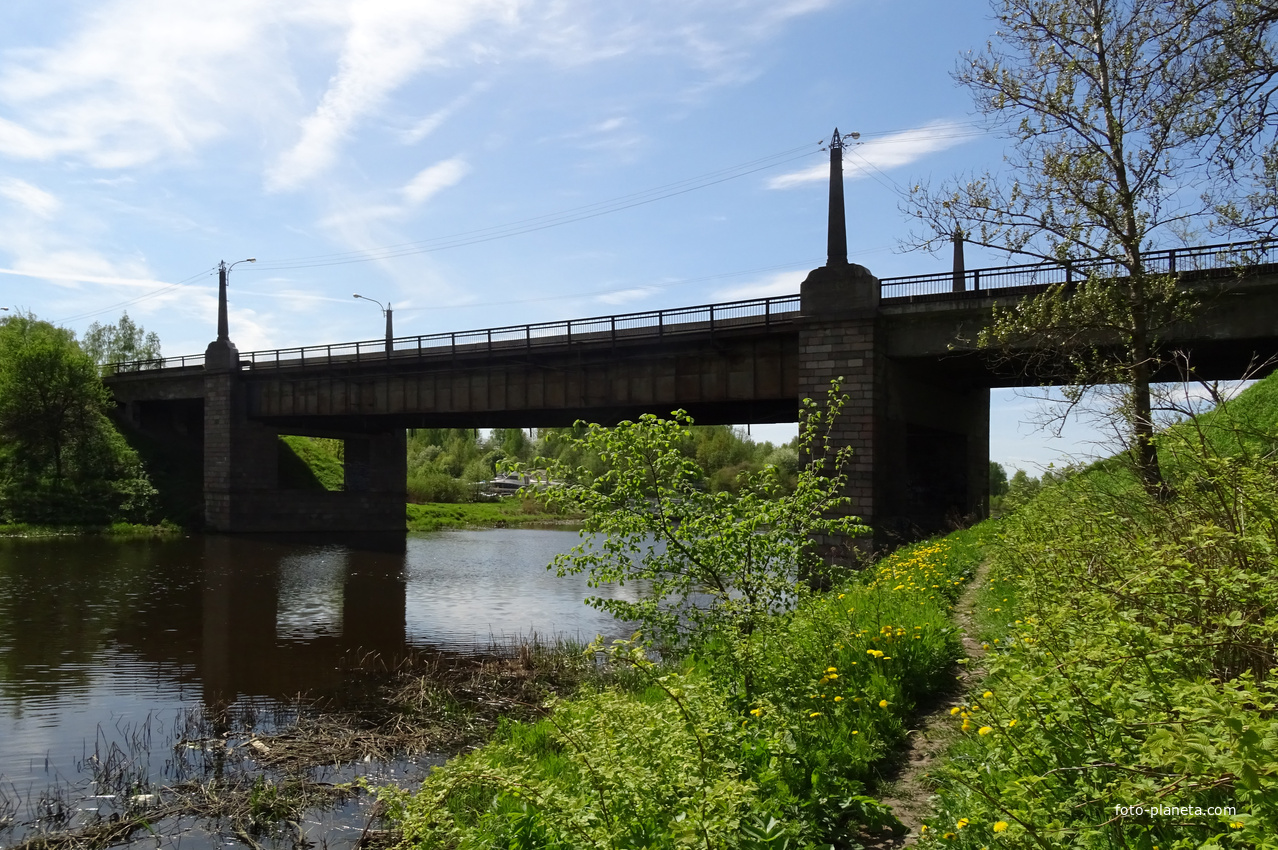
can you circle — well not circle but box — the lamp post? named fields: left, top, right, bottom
left=353, top=294, right=393, bottom=357
left=216, top=258, right=256, bottom=343
left=206, top=257, right=255, bottom=370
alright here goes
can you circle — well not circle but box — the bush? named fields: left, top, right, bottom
left=407, top=469, right=473, bottom=503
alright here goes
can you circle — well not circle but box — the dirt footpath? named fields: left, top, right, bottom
left=862, top=559, right=992, bottom=848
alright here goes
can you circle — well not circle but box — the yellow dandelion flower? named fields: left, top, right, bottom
left=826, top=666, right=838, bottom=673
left=950, top=707, right=961, bottom=715
left=983, top=691, right=993, bottom=699
left=978, top=726, right=993, bottom=735
left=879, top=699, right=889, bottom=708
left=993, top=821, right=1008, bottom=832
left=956, top=818, right=969, bottom=829
left=809, top=711, right=822, bottom=718
left=834, top=696, right=844, bottom=702
left=1008, top=719, right=1018, bottom=727
left=750, top=707, right=763, bottom=717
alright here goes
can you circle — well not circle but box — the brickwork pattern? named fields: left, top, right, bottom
left=798, top=317, right=879, bottom=554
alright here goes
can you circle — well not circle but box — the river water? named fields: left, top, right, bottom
left=0, top=528, right=635, bottom=846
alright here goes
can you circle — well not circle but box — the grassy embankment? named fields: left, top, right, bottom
left=915, top=377, right=1278, bottom=848
left=377, top=525, right=992, bottom=846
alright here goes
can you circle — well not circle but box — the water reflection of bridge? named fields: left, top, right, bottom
left=197, top=535, right=408, bottom=706
left=0, top=532, right=641, bottom=708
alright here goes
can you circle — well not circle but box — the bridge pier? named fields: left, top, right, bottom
left=799, top=260, right=988, bottom=554
left=797, top=129, right=988, bottom=556
left=202, top=347, right=406, bottom=533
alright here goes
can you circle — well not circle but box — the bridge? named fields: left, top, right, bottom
left=105, top=141, right=1278, bottom=546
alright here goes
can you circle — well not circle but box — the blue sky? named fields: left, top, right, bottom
left=0, top=0, right=1107, bottom=472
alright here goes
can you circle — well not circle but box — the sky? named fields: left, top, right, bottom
left=0, top=0, right=1123, bottom=473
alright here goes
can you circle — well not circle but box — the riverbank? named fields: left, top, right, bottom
left=3, top=642, right=603, bottom=850
left=0, top=519, right=183, bottom=538
left=377, top=526, right=992, bottom=847
left=406, top=499, right=583, bottom=532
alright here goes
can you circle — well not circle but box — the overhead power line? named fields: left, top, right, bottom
left=251, top=143, right=824, bottom=271
left=54, top=267, right=217, bottom=325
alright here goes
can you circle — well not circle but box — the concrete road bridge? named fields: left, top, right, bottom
left=105, top=136, right=1278, bottom=546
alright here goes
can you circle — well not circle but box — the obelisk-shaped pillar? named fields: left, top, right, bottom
left=798, top=129, right=881, bottom=561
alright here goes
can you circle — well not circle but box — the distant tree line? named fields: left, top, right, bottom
left=989, top=460, right=1075, bottom=517
left=405, top=424, right=801, bottom=504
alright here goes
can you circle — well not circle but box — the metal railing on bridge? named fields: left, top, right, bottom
left=105, top=293, right=802, bottom=374
left=878, top=238, right=1278, bottom=299
left=104, top=238, right=1278, bottom=374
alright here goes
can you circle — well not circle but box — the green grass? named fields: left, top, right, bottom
left=406, top=499, right=581, bottom=532
left=278, top=435, right=345, bottom=491
left=0, top=520, right=183, bottom=537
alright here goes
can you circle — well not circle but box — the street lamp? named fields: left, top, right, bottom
left=353, top=294, right=393, bottom=357
left=216, top=258, right=256, bottom=343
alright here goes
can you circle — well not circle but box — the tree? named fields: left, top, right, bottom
left=904, top=0, right=1226, bottom=494
left=989, top=461, right=1010, bottom=498
left=0, top=314, right=110, bottom=483
left=0, top=314, right=156, bottom=523
left=512, top=384, right=865, bottom=670
left=1197, top=0, right=1278, bottom=234
left=82, top=311, right=161, bottom=369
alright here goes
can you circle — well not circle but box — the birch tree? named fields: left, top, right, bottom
left=904, top=0, right=1221, bottom=494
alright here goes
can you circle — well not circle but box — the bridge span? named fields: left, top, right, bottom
left=104, top=142, right=1278, bottom=548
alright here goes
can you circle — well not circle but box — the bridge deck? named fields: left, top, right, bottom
left=104, top=238, right=1278, bottom=377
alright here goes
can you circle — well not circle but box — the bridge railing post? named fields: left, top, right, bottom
left=610, top=316, right=616, bottom=347
left=526, top=324, right=531, bottom=352
left=487, top=328, right=492, bottom=356
left=1168, top=249, right=1177, bottom=275
left=658, top=311, right=664, bottom=338
left=972, top=270, right=980, bottom=291
left=709, top=304, right=715, bottom=335
left=451, top=332, right=456, bottom=361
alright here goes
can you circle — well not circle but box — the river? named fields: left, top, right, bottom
left=0, top=528, right=635, bottom=847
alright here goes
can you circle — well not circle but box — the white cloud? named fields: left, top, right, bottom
left=266, top=0, right=518, bottom=191
left=0, top=0, right=287, bottom=169
left=402, top=157, right=470, bottom=206
left=768, top=120, right=977, bottom=189
left=0, top=265, right=169, bottom=289
left=595, top=286, right=657, bottom=306
left=0, top=178, right=59, bottom=218
left=712, top=269, right=806, bottom=301
left=400, top=81, right=489, bottom=144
